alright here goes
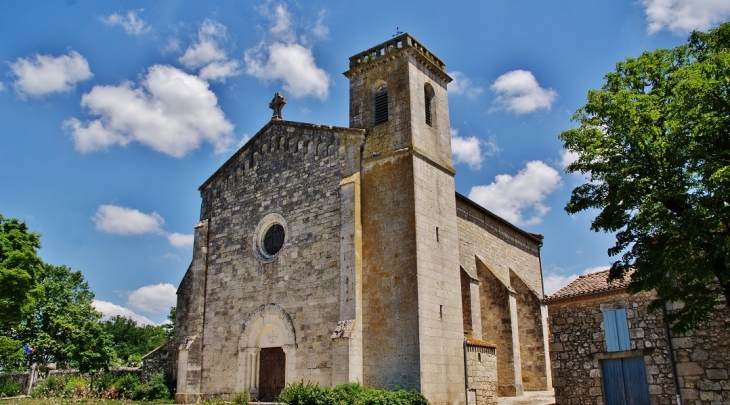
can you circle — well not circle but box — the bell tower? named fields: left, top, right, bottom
left=344, top=34, right=466, bottom=405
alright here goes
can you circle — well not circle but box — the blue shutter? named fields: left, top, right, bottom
left=602, top=357, right=650, bottom=405
left=603, top=309, right=630, bottom=352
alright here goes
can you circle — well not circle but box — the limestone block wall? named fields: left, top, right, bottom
left=360, top=153, right=421, bottom=391
left=195, top=121, right=364, bottom=395
left=510, top=271, right=548, bottom=391
left=548, top=290, right=730, bottom=405
left=412, top=157, right=466, bottom=404
left=466, top=342, right=498, bottom=405
left=477, top=259, right=519, bottom=397
left=455, top=196, right=543, bottom=295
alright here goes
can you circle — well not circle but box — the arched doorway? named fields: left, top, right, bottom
left=237, top=304, right=296, bottom=401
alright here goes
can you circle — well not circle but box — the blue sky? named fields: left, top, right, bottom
left=2, top=1, right=729, bottom=325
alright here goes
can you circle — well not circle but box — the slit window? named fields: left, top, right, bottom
left=374, top=86, right=388, bottom=125
left=424, top=84, right=435, bottom=127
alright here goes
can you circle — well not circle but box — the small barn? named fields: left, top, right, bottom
left=545, top=270, right=730, bottom=405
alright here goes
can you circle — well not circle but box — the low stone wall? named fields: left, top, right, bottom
left=466, top=340, right=497, bottom=405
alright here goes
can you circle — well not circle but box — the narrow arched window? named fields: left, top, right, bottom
left=424, top=83, right=435, bottom=127
left=374, top=85, right=388, bottom=125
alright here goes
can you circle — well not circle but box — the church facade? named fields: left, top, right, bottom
left=144, top=33, right=551, bottom=405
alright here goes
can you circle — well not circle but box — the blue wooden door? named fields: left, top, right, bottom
left=602, top=357, right=651, bottom=405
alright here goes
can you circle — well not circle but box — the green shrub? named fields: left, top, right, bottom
left=30, top=374, right=72, bottom=397
left=277, top=381, right=333, bottom=405
left=0, top=374, right=23, bottom=397
left=132, top=371, right=170, bottom=401
left=278, top=382, right=428, bottom=405
left=112, top=373, right=141, bottom=399
left=65, top=376, right=90, bottom=398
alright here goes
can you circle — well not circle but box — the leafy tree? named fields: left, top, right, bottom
left=100, top=315, right=167, bottom=366
left=0, top=215, right=43, bottom=328
left=11, top=263, right=113, bottom=371
left=163, top=306, right=176, bottom=339
left=560, top=22, right=730, bottom=332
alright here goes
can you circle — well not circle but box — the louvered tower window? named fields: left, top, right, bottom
left=424, top=83, right=435, bottom=127
left=374, top=85, right=388, bottom=125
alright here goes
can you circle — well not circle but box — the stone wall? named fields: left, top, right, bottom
left=466, top=341, right=498, bottom=405
left=477, top=260, right=519, bottom=397
left=510, top=271, right=548, bottom=391
left=456, top=196, right=543, bottom=296
left=548, top=290, right=730, bottom=405
left=191, top=120, right=365, bottom=396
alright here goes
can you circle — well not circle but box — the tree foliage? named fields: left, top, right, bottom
left=100, top=315, right=167, bottom=366
left=560, top=22, right=730, bottom=332
left=10, top=263, right=113, bottom=372
left=0, top=215, right=43, bottom=328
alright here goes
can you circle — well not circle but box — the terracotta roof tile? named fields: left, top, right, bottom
left=465, top=337, right=497, bottom=348
left=544, top=269, right=632, bottom=303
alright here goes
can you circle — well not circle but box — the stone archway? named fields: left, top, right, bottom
left=236, top=304, right=297, bottom=400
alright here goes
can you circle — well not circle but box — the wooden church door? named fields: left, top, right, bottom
left=258, top=347, right=286, bottom=401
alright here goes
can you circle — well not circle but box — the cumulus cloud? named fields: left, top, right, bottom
left=101, top=10, right=150, bottom=35
left=490, top=70, right=557, bottom=114
left=448, top=71, right=484, bottom=100
left=167, top=232, right=194, bottom=248
left=127, top=283, right=177, bottom=314
left=178, top=20, right=241, bottom=82
left=583, top=266, right=609, bottom=275
left=244, top=3, right=330, bottom=99
left=642, top=0, right=730, bottom=35
left=92, top=205, right=163, bottom=235
left=560, top=149, right=579, bottom=169
left=9, top=51, right=92, bottom=97
left=92, top=204, right=193, bottom=249
left=93, top=300, right=154, bottom=325
left=450, top=128, right=499, bottom=170
left=63, top=64, right=234, bottom=157
left=468, top=160, right=562, bottom=226
left=543, top=272, right=579, bottom=296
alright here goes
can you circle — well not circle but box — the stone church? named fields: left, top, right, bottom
left=143, top=33, right=551, bottom=405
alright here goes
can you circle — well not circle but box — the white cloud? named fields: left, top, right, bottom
left=448, top=71, right=484, bottom=100
left=583, top=266, right=609, bottom=275
left=490, top=70, right=557, bottom=114
left=9, top=51, right=92, bottom=97
left=468, top=160, right=562, bottom=226
left=64, top=64, right=234, bottom=157
left=245, top=42, right=329, bottom=99
left=179, top=20, right=228, bottom=69
left=167, top=232, right=194, bottom=248
left=93, top=300, right=154, bottom=326
left=101, top=10, right=150, bottom=35
left=560, top=149, right=579, bottom=169
left=311, top=10, right=329, bottom=40
left=450, top=128, right=499, bottom=171
left=199, top=60, right=241, bottom=82
left=127, top=283, right=177, bottom=314
left=543, top=272, right=579, bottom=296
left=92, top=204, right=164, bottom=235
left=642, top=0, right=730, bottom=35
left=0, top=82, right=4, bottom=92
left=244, top=3, right=330, bottom=99
left=178, top=20, right=241, bottom=83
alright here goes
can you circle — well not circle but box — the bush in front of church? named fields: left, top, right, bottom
left=277, top=381, right=429, bottom=405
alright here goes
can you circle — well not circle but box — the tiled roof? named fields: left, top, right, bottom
left=466, top=337, right=497, bottom=348
left=544, top=269, right=632, bottom=303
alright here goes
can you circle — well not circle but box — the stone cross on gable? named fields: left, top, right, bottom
left=269, top=92, right=287, bottom=121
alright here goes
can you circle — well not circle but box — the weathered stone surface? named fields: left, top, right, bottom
left=159, top=33, right=550, bottom=405
left=547, top=289, right=730, bottom=405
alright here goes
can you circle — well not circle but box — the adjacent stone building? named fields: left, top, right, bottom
left=546, top=270, right=730, bottom=405
left=144, top=33, right=551, bottom=405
